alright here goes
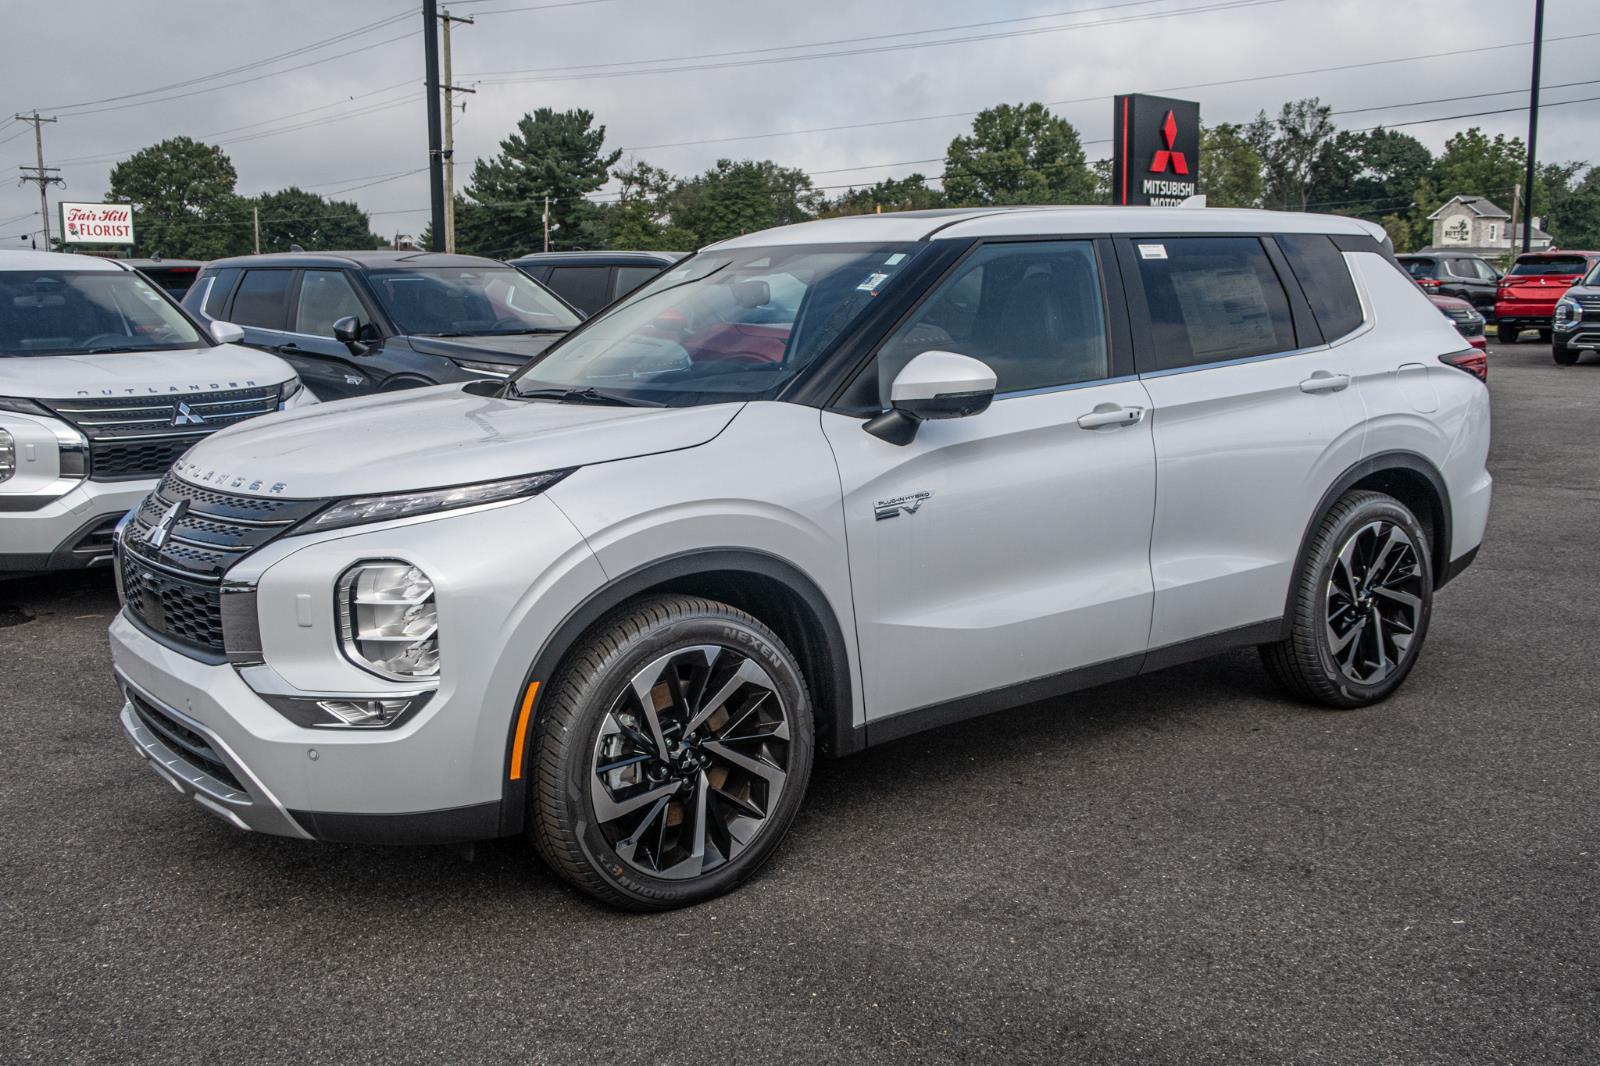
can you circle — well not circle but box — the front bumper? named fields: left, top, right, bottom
left=1, top=477, right=152, bottom=572
left=109, top=491, right=607, bottom=844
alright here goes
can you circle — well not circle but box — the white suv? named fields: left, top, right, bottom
left=1, top=251, right=312, bottom=574
left=108, top=208, right=1492, bottom=908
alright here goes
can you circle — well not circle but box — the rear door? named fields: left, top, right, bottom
left=824, top=238, right=1157, bottom=722
left=1120, top=233, right=1367, bottom=650
left=279, top=269, right=383, bottom=399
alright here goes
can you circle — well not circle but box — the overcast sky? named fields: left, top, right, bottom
left=2, top=0, right=1594, bottom=245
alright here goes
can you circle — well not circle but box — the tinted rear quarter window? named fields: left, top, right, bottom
left=229, top=269, right=292, bottom=330
left=544, top=266, right=611, bottom=312
left=1133, top=236, right=1297, bottom=370
left=1278, top=233, right=1364, bottom=340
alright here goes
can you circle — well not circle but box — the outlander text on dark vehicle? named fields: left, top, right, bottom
left=109, top=207, right=1491, bottom=909
left=0, top=250, right=311, bottom=575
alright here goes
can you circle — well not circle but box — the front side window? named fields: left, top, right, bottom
left=230, top=269, right=292, bottom=330
left=545, top=266, right=611, bottom=312
left=1134, top=237, right=1296, bottom=370
left=0, top=270, right=206, bottom=357
left=512, top=242, right=932, bottom=406
left=875, top=240, right=1109, bottom=401
left=614, top=265, right=662, bottom=301
left=295, top=270, right=366, bottom=337
left=367, top=267, right=580, bottom=336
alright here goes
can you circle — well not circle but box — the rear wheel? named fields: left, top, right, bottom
left=1261, top=491, right=1434, bottom=709
left=528, top=595, right=814, bottom=909
left=1499, top=323, right=1520, bottom=343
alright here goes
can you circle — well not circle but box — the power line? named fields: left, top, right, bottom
left=471, top=0, right=1288, bottom=85
left=449, top=0, right=615, bottom=12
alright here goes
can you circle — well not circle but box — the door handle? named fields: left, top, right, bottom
left=1299, top=371, right=1351, bottom=394
left=276, top=342, right=306, bottom=354
left=1076, top=405, right=1145, bottom=429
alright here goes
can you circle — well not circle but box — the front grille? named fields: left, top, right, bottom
left=117, top=472, right=325, bottom=656
left=127, top=688, right=245, bottom=793
left=1440, top=305, right=1477, bottom=322
left=39, top=385, right=281, bottom=482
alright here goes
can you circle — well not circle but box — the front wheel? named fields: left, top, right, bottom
left=1261, top=491, right=1434, bottom=709
left=1553, top=340, right=1579, bottom=365
left=528, top=595, right=814, bottom=909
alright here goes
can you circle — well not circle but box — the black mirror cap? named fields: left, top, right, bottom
left=333, top=316, right=362, bottom=344
left=864, top=388, right=995, bottom=445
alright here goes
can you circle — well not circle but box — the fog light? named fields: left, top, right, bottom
left=317, top=699, right=414, bottom=727
left=337, top=561, right=440, bottom=681
left=261, top=691, right=433, bottom=730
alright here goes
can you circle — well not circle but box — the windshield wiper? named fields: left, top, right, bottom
left=516, top=386, right=663, bottom=408
left=422, top=327, right=568, bottom=337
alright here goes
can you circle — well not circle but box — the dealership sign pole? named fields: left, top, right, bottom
left=1112, top=94, right=1201, bottom=206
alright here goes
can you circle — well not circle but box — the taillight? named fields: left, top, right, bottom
left=1416, top=278, right=1440, bottom=292
left=1440, top=348, right=1488, bottom=382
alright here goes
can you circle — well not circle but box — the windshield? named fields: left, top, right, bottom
left=1399, top=258, right=1435, bottom=278
left=0, top=270, right=206, bottom=357
left=510, top=242, right=930, bottom=405
left=1509, top=256, right=1589, bottom=277
left=367, top=266, right=581, bottom=336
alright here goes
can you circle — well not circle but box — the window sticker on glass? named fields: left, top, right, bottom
left=884, top=253, right=907, bottom=265
left=857, top=272, right=890, bottom=292
left=1139, top=244, right=1168, bottom=260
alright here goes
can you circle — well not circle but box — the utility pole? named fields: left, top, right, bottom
left=1521, top=0, right=1544, bottom=254
left=422, top=0, right=446, bottom=252
left=542, top=195, right=550, bottom=252
left=1508, top=182, right=1522, bottom=260
left=252, top=204, right=261, bottom=254
left=14, top=112, right=62, bottom=247
left=438, top=7, right=475, bottom=254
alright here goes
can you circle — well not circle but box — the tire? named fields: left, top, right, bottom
left=528, top=594, right=815, bottom=909
left=1260, top=490, right=1434, bottom=709
left=1499, top=323, right=1520, bottom=343
left=1553, top=340, right=1579, bottom=365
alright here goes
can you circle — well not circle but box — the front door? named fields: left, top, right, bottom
left=277, top=269, right=380, bottom=400
left=823, top=239, right=1157, bottom=721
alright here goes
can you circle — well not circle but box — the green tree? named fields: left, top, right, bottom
left=106, top=137, right=251, bottom=259
left=457, top=107, right=620, bottom=256
left=1198, top=122, right=1263, bottom=208
left=584, top=161, right=697, bottom=250
left=1435, top=127, right=1525, bottom=203
left=1246, top=98, right=1336, bottom=210
left=824, top=174, right=945, bottom=216
left=943, top=103, right=1095, bottom=205
left=1547, top=165, right=1600, bottom=248
left=1359, top=129, right=1434, bottom=216
left=666, top=159, right=822, bottom=245
left=252, top=187, right=382, bottom=252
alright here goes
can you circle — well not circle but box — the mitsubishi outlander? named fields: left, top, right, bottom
left=108, top=208, right=1492, bottom=909
left=1, top=251, right=312, bottom=575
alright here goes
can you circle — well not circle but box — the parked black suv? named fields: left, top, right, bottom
left=509, top=251, right=685, bottom=315
left=124, top=257, right=204, bottom=300
left=1395, top=253, right=1502, bottom=317
left=182, top=251, right=581, bottom=400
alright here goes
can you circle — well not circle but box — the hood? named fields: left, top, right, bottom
left=0, top=343, right=296, bottom=400
left=172, top=384, right=742, bottom=499
left=405, top=332, right=566, bottom=363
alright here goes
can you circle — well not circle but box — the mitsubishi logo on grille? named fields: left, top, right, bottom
left=1150, top=110, right=1189, bottom=175
left=146, top=500, right=188, bottom=549
left=172, top=402, right=206, bottom=427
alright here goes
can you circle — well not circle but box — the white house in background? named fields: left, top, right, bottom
left=1423, top=195, right=1551, bottom=257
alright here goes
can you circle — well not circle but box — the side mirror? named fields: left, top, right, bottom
left=864, top=350, right=997, bottom=445
left=210, top=320, right=245, bottom=345
left=333, top=316, right=370, bottom=354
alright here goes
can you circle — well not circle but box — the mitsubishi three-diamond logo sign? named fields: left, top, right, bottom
left=171, top=402, right=206, bottom=427
left=1113, top=94, right=1200, bottom=206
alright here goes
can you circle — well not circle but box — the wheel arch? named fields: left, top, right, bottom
left=496, top=548, right=858, bottom=836
left=1283, top=451, right=1454, bottom=631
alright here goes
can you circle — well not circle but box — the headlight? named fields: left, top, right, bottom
left=450, top=357, right=516, bottom=378
left=0, top=429, right=13, bottom=485
left=337, top=561, right=440, bottom=681
left=1554, top=298, right=1579, bottom=328
left=301, top=469, right=572, bottom=533
left=278, top=377, right=305, bottom=407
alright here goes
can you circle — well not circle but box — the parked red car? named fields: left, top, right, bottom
left=1496, top=251, right=1600, bottom=342
left=1429, top=293, right=1487, bottom=351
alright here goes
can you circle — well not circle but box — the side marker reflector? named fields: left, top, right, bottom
left=510, top=681, right=541, bottom=781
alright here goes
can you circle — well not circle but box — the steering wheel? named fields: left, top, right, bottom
left=79, top=333, right=133, bottom=348
left=490, top=316, right=525, bottom=331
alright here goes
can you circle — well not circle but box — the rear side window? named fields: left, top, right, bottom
left=613, top=265, right=661, bottom=301
left=1278, top=233, right=1364, bottom=341
left=1133, top=237, right=1297, bottom=370
left=229, top=269, right=292, bottom=330
left=544, top=266, right=611, bottom=312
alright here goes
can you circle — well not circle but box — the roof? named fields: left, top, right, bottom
left=705, top=205, right=1387, bottom=250
left=0, top=249, right=127, bottom=271
left=205, top=250, right=510, bottom=270
left=1428, top=195, right=1510, bottom=221
left=122, top=258, right=204, bottom=269
left=509, top=250, right=685, bottom=266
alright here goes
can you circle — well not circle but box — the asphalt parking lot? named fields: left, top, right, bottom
left=2, top=339, right=1596, bottom=1065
